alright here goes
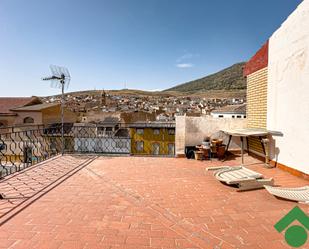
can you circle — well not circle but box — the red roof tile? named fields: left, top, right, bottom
left=244, top=40, right=269, bottom=76
left=0, top=97, right=41, bottom=114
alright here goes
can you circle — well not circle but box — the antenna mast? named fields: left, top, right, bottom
left=42, top=65, right=71, bottom=155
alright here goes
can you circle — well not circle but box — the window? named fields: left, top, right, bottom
left=244, top=115, right=246, bottom=118
left=168, top=129, right=175, bottom=135
left=23, top=117, right=34, bottom=124
left=0, top=122, right=4, bottom=127
left=136, top=141, right=144, bottom=152
left=168, top=143, right=175, bottom=155
left=152, top=143, right=160, bottom=155
left=153, top=128, right=160, bottom=135
left=218, top=115, right=224, bottom=118
left=97, top=127, right=105, bottom=136
left=232, top=115, right=235, bottom=118
left=236, top=115, right=242, bottom=118
left=136, top=128, right=144, bottom=135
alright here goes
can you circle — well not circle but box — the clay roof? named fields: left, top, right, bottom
left=11, top=103, right=59, bottom=112
left=0, top=97, right=42, bottom=115
left=212, top=104, right=246, bottom=114
left=243, top=41, right=269, bottom=76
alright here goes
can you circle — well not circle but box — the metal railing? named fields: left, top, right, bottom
left=0, top=122, right=175, bottom=177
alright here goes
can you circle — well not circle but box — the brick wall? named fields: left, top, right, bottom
left=246, top=67, right=268, bottom=129
left=246, top=67, right=268, bottom=154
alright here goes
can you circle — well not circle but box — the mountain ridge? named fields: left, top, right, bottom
left=43, top=62, right=247, bottom=99
left=164, top=62, right=246, bottom=93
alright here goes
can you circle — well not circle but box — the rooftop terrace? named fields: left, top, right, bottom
left=0, top=154, right=308, bottom=249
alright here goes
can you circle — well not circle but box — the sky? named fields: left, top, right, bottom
left=0, top=0, right=303, bottom=97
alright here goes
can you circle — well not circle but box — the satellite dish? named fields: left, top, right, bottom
left=42, top=65, right=71, bottom=155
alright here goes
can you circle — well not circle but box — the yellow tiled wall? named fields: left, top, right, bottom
left=247, top=67, right=268, bottom=129
left=246, top=67, right=268, bottom=154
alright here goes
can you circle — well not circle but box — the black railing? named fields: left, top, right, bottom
left=0, top=125, right=62, bottom=177
left=0, top=122, right=176, bottom=177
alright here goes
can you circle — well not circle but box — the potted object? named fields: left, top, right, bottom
left=194, top=151, right=204, bottom=160
left=210, top=145, right=217, bottom=153
left=202, top=137, right=211, bottom=159
left=217, top=145, right=226, bottom=160
left=201, top=148, right=210, bottom=160
left=211, top=139, right=223, bottom=146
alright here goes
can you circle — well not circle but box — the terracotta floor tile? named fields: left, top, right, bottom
left=0, top=155, right=307, bottom=249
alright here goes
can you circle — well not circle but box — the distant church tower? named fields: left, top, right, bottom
left=101, top=90, right=106, bottom=106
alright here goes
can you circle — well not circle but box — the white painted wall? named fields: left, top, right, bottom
left=268, top=0, right=309, bottom=174
left=175, top=116, right=247, bottom=155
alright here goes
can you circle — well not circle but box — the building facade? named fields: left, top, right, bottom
left=0, top=97, right=77, bottom=127
left=244, top=0, right=309, bottom=176
left=129, top=122, right=175, bottom=156
left=211, top=104, right=246, bottom=119
left=0, top=97, right=42, bottom=127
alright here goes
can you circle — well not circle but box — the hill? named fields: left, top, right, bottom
left=44, top=89, right=175, bottom=98
left=164, top=62, right=246, bottom=94
left=43, top=62, right=247, bottom=99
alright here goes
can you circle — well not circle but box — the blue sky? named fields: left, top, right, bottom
left=0, top=0, right=302, bottom=96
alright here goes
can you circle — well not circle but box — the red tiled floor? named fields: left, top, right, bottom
left=0, top=155, right=95, bottom=218
left=0, top=154, right=308, bottom=248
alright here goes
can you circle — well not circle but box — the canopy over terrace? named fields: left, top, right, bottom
left=221, top=128, right=282, bottom=165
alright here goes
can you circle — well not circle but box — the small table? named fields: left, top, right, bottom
left=221, top=128, right=269, bottom=165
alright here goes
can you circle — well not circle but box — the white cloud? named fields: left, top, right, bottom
left=176, top=63, right=194, bottom=68
left=176, top=52, right=200, bottom=63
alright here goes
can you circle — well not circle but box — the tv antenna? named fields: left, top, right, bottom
left=42, top=65, right=71, bottom=155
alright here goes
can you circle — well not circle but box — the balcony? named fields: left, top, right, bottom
left=0, top=122, right=308, bottom=248
left=0, top=123, right=175, bottom=177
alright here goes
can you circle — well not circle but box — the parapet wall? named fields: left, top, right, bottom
left=175, top=116, right=247, bottom=156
